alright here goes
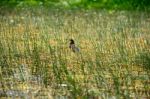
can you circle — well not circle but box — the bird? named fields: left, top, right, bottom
left=69, top=39, right=80, bottom=53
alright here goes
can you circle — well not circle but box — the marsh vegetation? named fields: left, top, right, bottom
left=0, top=8, right=150, bottom=99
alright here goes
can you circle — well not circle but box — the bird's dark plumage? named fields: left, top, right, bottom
left=69, top=39, right=79, bottom=53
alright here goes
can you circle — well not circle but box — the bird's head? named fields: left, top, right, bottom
left=70, top=39, right=75, bottom=44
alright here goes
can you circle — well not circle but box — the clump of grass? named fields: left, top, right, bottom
left=134, top=50, right=150, bottom=70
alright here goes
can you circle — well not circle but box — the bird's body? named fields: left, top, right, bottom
left=69, top=39, right=80, bottom=53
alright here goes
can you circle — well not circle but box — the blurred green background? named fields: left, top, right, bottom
left=1, top=0, right=150, bottom=10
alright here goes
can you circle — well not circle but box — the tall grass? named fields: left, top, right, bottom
left=0, top=8, right=150, bottom=98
